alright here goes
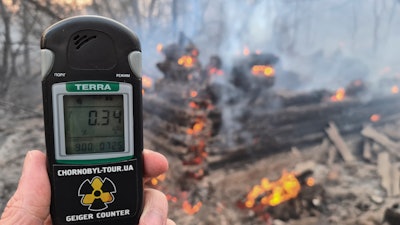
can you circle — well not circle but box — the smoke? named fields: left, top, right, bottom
left=134, top=0, right=400, bottom=94
left=126, top=0, right=400, bottom=148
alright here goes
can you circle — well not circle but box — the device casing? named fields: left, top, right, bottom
left=41, top=16, right=143, bottom=225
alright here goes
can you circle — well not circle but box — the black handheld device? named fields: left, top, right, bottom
left=41, top=16, right=143, bottom=225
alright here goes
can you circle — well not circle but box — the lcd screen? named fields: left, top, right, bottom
left=63, top=95, right=124, bottom=154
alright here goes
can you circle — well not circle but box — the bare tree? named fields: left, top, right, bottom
left=0, top=1, right=13, bottom=95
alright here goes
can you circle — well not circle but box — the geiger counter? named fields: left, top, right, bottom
left=41, top=16, right=143, bottom=225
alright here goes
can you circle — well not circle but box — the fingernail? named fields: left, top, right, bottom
left=22, top=151, right=33, bottom=173
left=142, top=209, right=164, bottom=225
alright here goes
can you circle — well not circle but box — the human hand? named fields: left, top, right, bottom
left=0, top=149, right=175, bottom=225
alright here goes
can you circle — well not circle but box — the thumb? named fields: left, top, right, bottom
left=0, top=150, right=51, bottom=225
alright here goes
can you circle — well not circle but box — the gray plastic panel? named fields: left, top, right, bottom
left=128, top=51, right=142, bottom=78
left=41, top=49, right=55, bottom=78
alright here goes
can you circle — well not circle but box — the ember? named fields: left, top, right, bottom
left=251, top=65, right=275, bottom=77
left=244, top=171, right=301, bottom=208
left=370, top=114, right=381, bottom=122
left=208, top=67, right=224, bottom=76
left=178, top=55, right=195, bottom=68
left=391, top=85, right=399, bottom=94
left=156, top=43, right=163, bottom=52
left=330, top=87, right=346, bottom=101
left=182, top=200, right=203, bottom=215
left=142, top=75, right=153, bottom=89
left=306, top=177, right=315, bottom=187
left=149, top=173, right=166, bottom=186
left=190, top=90, right=198, bottom=98
left=187, top=120, right=205, bottom=135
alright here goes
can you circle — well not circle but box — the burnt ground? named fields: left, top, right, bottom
left=162, top=128, right=400, bottom=225
left=1, top=103, right=400, bottom=225
left=0, top=106, right=45, bottom=211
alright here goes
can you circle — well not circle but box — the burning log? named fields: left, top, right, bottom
left=208, top=95, right=400, bottom=170
left=145, top=40, right=218, bottom=212
left=277, top=89, right=332, bottom=107
left=156, top=36, right=202, bottom=83
left=238, top=170, right=325, bottom=221
left=231, top=53, right=278, bottom=102
left=144, top=94, right=206, bottom=126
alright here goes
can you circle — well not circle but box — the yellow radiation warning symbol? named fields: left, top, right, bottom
left=78, top=176, right=116, bottom=211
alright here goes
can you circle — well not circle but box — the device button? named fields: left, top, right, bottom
left=41, top=49, right=55, bottom=78
left=128, top=51, right=142, bottom=78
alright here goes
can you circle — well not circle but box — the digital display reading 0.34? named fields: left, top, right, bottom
left=64, top=95, right=125, bottom=155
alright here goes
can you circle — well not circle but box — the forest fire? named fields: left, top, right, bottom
left=244, top=171, right=304, bottom=208
left=187, top=120, right=205, bottom=135
left=178, top=55, right=196, bottom=68
left=330, top=88, right=346, bottom=102
left=251, top=65, right=275, bottom=77
left=182, top=200, right=203, bottom=215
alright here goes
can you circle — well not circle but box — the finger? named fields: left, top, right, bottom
left=139, top=189, right=168, bottom=225
left=0, top=150, right=50, bottom=224
left=167, top=218, right=176, bottom=225
left=143, top=149, right=168, bottom=179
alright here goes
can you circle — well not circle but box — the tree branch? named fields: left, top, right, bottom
left=24, top=0, right=62, bottom=20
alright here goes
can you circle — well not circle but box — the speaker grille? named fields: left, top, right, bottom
left=68, top=30, right=116, bottom=70
left=73, top=34, right=97, bottom=49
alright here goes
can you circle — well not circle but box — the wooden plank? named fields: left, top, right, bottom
left=327, top=145, right=337, bottom=166
left=391, top=164, right=400, bottom=196
left=378, top=152, right=391, bottom=195
left=361, top=126, right=400, bottom=156
left=325, top=122, right=355, bottom=162
left=362, top=139, right=372, bottom=162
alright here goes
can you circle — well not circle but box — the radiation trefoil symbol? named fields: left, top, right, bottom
left=78, top=176, right=116, bottom=211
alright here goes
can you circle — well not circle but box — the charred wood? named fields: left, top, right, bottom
left=277, top=90, right=332, bottom=107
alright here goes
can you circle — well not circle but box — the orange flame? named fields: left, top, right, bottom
left=370, top=114, right=381, bottom=122
left=182, top=200, right=203, bottom=215
left=166, top=194, right=178, bottom=203
left=306, top=177, right=315, bottom=187
left=244, top=171, right=301, bottom=208
left=187, top=121, right=205, bottom=135
left=150, top=173, right=166, bottom=186
left=251, top=65, right=275, bottom=77
left=189, top=101, right=199, bottom=109
left=156, top=43, right=163, bottom=52
left=391, top=85, right=399, bottom=94
left=330, top=88, right=346, bottom=102
left=142, top=75, right=153, bottom=89
left=209, top=67, right=224, bottom=76
left=190, top=90, right=198, bottom=98
left=178, top=55, right=195, bottom=68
